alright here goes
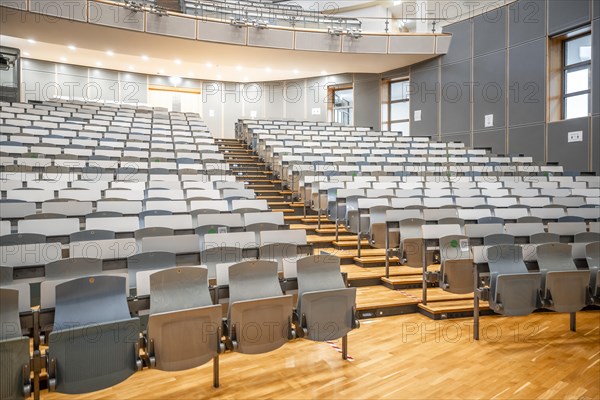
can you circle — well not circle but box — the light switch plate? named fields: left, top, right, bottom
left=568, top=131, right=583, bottom=142
left=414, top=110, right=421, bottom=121
left=311, top=108, right=321, bottom=115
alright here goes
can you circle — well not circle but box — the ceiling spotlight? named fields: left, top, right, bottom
left=28, top=39, right=36, bottom=44
left=205, top=62, right=213, bottom=68
left=128, top=66, right=135, bottom=71
left=265, top=67, right=272, bottom=72
left=174, top=59, right=181, bottom=65
left=347, top=28, right=362, bottom=39
left=59, top=56, right=67, bottom=62
left=216, top=74, right=222, bottom=80
left=243, top=77, right=249, bottom=81
left=106, top=50, right=114, bottom=56
left=23, top=52, right=30, bottom=57
left=68, top=45, right=76, bottom=51
left=189, top=72, right=195, bottom=77
left=230, top=17, right=246, bottom=27
left=96, top=61, right=103, bottom=66
left=236, top=65, right=242, bottom=71
left=158, top=69, right=165, bottom=74
left=141, top=55, right=149, bottom=61
left=293, top=69, right=299, bottom=75
left=320, top=70, right=328, bottom=75
left=328, top=27, right=343, bottom=36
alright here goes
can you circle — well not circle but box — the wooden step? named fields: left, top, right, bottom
left=356, top=286, right=420, bottom=311
left=418, top=299, right=489, bottom=315
left=315, top=227, right=349, bottom=234
left=398, top=287, right=472, bottom=303
left=333, top=239, right=369, bottom=248
left=381, top=275, right=424, bottom=286
left=353, top=256, right=400, bottom=265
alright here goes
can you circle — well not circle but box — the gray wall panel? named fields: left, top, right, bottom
left=354, top=74, right=380, bottom=129
left=509, top=0, right=546, bottom=46
left=410, top=67, right=439, bottom=137
left=473, top=50, right=506, bottom=131
left=440, top=60, right=471, bottom=134
left=548, top=0, right=591, bottom=35
left=56, top=64, right=88, bottom=100
left=547, top=117, right=590, bottom=172
left=21, top=59, right=57, bottom=102
left=440, top=132, right=471, bottom=147
left=201, top=81, right=224, bottom=138
left=222, top=83, right=244, bottom=137
left=342, top=36, right=387, bottom=54
left=595, top=0, right=600, bottom=19
left=119, top=72, right=147, bottom=104
left=284, top=80, right=305, bottom=121
left=198, top=21, right=246, bottom=45
left=248, top=28, right=294, bottom=50
left=89, top=2, right=144, bottom=31
left=389, top=36, right=435, bottom=54
left=441, top=20, right=471, bottom=65
left=508, top=124, right=545, bottom=162
left=593, top=18, right=599, bottom=115
left=473, top=129, right=506, bottom=155
left=508, top=38, right=546, bottom=126
left=295, top=32, right=341, bottom=52
left=263, top=81, right=284, bottom=120
left=88, top=69, right=120, bottom=103
left=474, top=8, right=506, bottom=56
left=146, top=14, right=196, bottom=39
left=593, top=116, right=599, bottom=173
left=29, top=0, right=87, bottom=21
left=1, top=0, right=26, bottom=10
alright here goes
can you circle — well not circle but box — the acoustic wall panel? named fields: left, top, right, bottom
left=508, top=38, right=546, bottom=126
left=409, top=66, right=439, bottom=137
left=441, top=20, right=471, bottom=65
left=440, top=60, right=471, bottom=134
left=389, top=36, right=435, bottom=54
left=473, top=50, right=506, bottom=131
left=547, top=117, right=590, bottom=172
left=29, top=0, right=87, bottom=21
left=592, top=116, right=599, bottom=173
left=21, top=59, right=57, bottom=102
left=295, top=31, right=341, bottom=52
left=198, top=21, right=246, bottom=45
left=593, top=18, right=599, bottom=116
left=508, top=124, right=545, bottom=162
left=435, top=36, right=452, bottom=54
left=248, top=28, right=294, bottom=49
left=342, top=36, right=387, bottom=54
left=146, top=13, right=196, bottom=39
left=474, top=8, right=507, bottom=56
left=473, top=128, right=506, bottom=155
left=88, top=2, right=144, bottom=31
left=548, top=0, right=591, bottom=36
left=89, top=69, right=120, bottom=103
left=509, top=0, right=546, bottom=47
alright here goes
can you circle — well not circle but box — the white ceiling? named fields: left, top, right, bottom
left=0, top=7, right=438, bottom=82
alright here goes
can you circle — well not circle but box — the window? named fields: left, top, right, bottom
left=562, top=33, right=591, bottom=119
left=330, top=87, right=353, bottom=125
left=382, top=78, right=410, bottom=135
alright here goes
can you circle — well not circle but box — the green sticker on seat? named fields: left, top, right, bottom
left=208, top=228, right=217, bottom=234
left=352, top=172, right=357, bottom=177
left=450, top=240, right=458, bottom=248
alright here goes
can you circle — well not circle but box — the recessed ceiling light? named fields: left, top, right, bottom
left=128, top=66, right=135, bottom=71
left=189, top=72, right=195, bottom=77
left=293, top=69, right=299, bottom=74
left=96, top=61, right=103, bottom=66
left=243, top=77, right=249, bottom=82
left=320, top=70, right=328, bottom=75
left=265, top=67, right=271, bottom=72
left=28, top=39, right=36, bottom=44
left=23, top=52, right=30, bottom=57
left=159, top=69, right=165, bottom=74
left=236, top=65, right=242, bottom=71
left=141, top=55, right=149, bottom=61
left=68, top=45, right=76, bottom=51
left=59, top=57, right=67, bottom=62
left=106, top=50, right=114, bottom=56
left=216, top=74, right=222, bottom=80
left=206, top=62, right=212, bottom=68
left=174, top=59, right=181, bottom=65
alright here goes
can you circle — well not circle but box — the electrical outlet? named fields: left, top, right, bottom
left=568, top=131, right=583, bottom=142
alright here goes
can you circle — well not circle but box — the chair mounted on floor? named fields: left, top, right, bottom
left=46, top=275, right=141, bottom=394
left=438, top=235, right=473, bottom=294
left=586, top=242, right=600, bottom=304
left=225, top=260, right=295, bottom=354
left=0, top=288, right=32, bottom=400
left=145, top=266, right=224, bottom=387
left=294, top=255, right=358, bottom=360
left=486, top=244, right=542, bottom=316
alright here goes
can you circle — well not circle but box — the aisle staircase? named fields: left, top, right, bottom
left=215, top=138, right=490, bottom=320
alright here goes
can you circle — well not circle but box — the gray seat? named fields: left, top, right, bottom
left=45, top=258, right=103, bottom=280
left=259, top=242, right=298, bottom=272
left=47, top=276, right=140, bottom=394
left=295, top=255, right=358, bottom=344
left=438, top=217, right=465, bottom=226
left=127, top=251, right=176, bottom=289
left=134, top=227, right=174, bottom=240
left=70, top=229, right=115, bottom=243
left=585, top=242, right=599, bottom=302
left=226, top=260, right=294, bottom=354
left=0, top=233, right=46, bottom=246
left=146, top=267, right=223, bottom=380
left=529, top=232, right=560, bottom=244
left=24, top=212, right=66, bottom=220
left=0, top=288, right=31, bottom=399
left=574, top=232, right=600, bottom=243
left=439, top=235, right=473, bottom=294
left=201, top=232, right=256, bottom=279
left=0, top=265, right=12, bottom=285
left=486, top=245, right=542, bottom=316
left=483, top=233, right=514, bottom=246
left=478, top=216, right=504, bottom=224
left=517, top=216, right=542, bottom=223
left=398, top=218, right=425, bottom=268
left=536, top=243, right=591, bottom=313
left=85, top=211, right=123, bottom=219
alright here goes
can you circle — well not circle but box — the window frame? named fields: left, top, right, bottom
left=328, top=85, right=354, bottom=125
left=561, top=32, right=592, bottom=120
left=383, top=77, right=410, bottom=133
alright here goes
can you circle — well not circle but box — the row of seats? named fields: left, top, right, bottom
left=1, top=256, right=358, bottom=396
